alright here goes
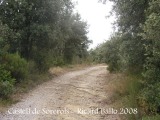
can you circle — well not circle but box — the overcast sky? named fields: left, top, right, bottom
left=72, top=0, right=115, bottom=49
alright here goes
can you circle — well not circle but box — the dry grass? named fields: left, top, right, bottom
left=49, top=66, right=65, bottom=76
left=105, top=73, right=129, bottom=97
left=104, top=72, right=141, bottom=120
left=49, top=64, right=94, bottom=76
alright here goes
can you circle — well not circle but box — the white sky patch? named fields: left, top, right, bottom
left=72, top=0, right=115, bottom=49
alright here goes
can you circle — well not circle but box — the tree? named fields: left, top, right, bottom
left=0, top=0, right=90, bottom=70
left=140, top=0, right=160, bottom=113
left=63, top=14, right=90, bottom=63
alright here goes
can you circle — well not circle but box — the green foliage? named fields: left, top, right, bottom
left=0, top=65, right=15, bottom=97
left=62, top=14, right=90, bottom=64
left=52, top=57, right=65, bottom=66
left=139, top=0, right=160, bottom=114
left=96, top=0, right=160, bottom=118
left=139, top=83, right=160, bottom=114
left=89, top=43, right=106, bottom=63
left=92, top=0, right=148, bottom=73
left=33, top=50, right=50, bottom=72
left=2, top=53, right=28, bottom=83
left=0, top=0, right=90, bottom=71
left=103, top=0, right=148, bottom=72
left=104, top=34, right=122, bottom=72
left=142, top=114, right=160, bottom=120
left=89, top=34, right=122, bottom=72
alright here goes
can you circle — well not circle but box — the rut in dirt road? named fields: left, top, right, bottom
left=0, top=66, right=120, bottom=120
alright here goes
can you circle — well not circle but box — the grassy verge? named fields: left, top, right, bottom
left=107, top=72, right=142, bottom=120
left=106, top=71, right=160, bottom=120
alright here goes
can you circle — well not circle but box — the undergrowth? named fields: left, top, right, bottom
left=111, top=72, right=160, bottom=120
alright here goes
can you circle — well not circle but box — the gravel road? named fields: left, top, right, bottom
left=0, top=66, right=120, bottom=120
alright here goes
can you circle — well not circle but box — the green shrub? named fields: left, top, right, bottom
left=33, top=51, right=65, bottom=72
left=140, top=0, right=160, bottom=115
left=52, top=56, right=65, bottom=66
left=3, top=53, right=28, bottom=82
left=139, top=82, right=160, bottom=114
left=142, top=114, right=160, bottom=120
left=0, top=65, right=15, bottom=97
left=33, top=51, right=50, bottom=72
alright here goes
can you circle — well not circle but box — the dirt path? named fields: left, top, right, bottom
left=0, top=66, right=120, bottom=120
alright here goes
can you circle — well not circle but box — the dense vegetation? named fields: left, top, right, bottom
left=92, top=0, right=160, bottom=119
left=0, top=0, right=90, bottom=98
